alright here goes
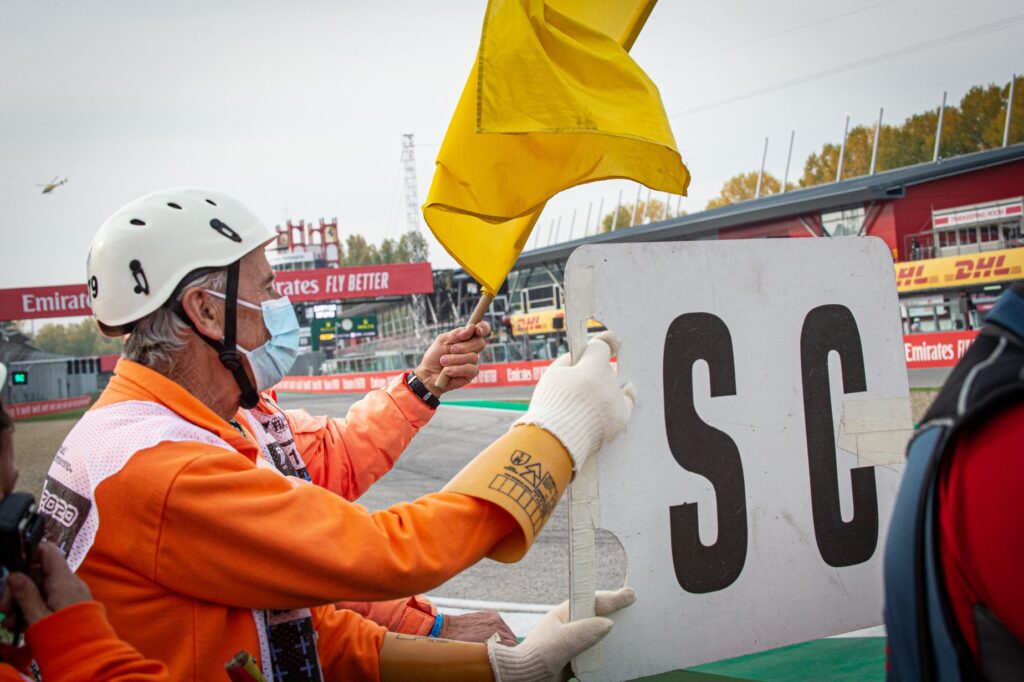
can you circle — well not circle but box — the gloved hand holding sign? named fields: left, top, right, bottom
left=487, top=588, right=637, bottom=681
left=514, top=331, right=637, bottom=471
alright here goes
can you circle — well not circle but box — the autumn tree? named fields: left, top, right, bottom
left=397, top=230, right=430, bottom=262
left=599, top=199, right=670, bottom=232
left=707, top=171, right=793, bottom=209
left=800, top=76, right=1023, bottom=188
left=32, top=319, right=121, bottom=356
left=343, top=234, right=379, bottom=266
left=601, top=205, right=633, bottom=232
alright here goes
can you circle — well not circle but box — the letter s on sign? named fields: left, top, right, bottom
left=663, top=313, right=747, bottom=594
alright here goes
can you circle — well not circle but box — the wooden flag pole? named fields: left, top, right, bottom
left=434, top=294, right=494, bottom=391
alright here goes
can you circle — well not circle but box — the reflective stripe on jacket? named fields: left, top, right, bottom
left=40, top=359, right=518, bottom=681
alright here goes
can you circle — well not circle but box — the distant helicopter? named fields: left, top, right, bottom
left=37, top=176, right=68, bottom=194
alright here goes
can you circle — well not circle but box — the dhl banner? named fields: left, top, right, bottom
left=896, top=247, right=1024, bottom=293
left=508, top=310, right=604, bottom=336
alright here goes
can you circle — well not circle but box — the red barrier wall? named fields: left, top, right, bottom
left=277, top=333, right=977, bottom=395
left=275, top=360, right=555, bottom=394
left=9, top=395, right=91, bottom=420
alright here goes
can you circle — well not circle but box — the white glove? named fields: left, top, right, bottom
left=514, top=331, right=636, bottom=470
left=487, top=587, right=636, bottom=682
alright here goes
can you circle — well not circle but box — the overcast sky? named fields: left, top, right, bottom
left=1, top=0, right=1020, bottom=289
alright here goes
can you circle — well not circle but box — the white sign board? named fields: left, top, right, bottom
left=564, top=239, right=911, bottom=681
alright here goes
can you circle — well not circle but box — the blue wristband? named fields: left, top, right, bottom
left=428, top=612, right=444, bottom=638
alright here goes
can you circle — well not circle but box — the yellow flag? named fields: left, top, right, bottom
left=424, top=0, right=689, bottom=296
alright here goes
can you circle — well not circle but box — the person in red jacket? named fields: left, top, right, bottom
left=0, top=368, right=168, bottom=681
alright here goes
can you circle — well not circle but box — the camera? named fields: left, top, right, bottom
left=0, top=492, right=45, bottom=575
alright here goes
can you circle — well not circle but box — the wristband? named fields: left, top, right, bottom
left=428, top=612, right=444, bottom=638
left=406, top=372, right=441, bottom=409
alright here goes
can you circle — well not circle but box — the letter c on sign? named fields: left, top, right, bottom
left=800, top=305, right=878, bottom=567
left=663, top=313, right=747, bottom=594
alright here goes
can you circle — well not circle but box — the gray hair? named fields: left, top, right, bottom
left=123, top=270, right=226, bottom=372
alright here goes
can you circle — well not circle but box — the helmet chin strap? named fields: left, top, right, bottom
left=175, top=260, right=260, bottom=410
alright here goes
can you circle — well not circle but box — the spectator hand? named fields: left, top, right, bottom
left=415, top=321, right=492, bottom=395
left=487, top=587, right=635, bottom=681
left=514, top=331, right=636, bottom=471
left=439, top=610, right=517, bottom=646
left=4, top=543, right=91, bottom=626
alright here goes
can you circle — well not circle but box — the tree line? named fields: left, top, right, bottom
left=596, top=75, right=1023, bottom=220
left=336, top=230, right=429, bottom=266
left=707, top=76, right=1023, bottom=209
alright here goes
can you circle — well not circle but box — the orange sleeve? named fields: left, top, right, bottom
left=336, top=596, right=437, bottom=635
left=310, top=604, right=388, bottom=682
left=100, top=443, right=517, bottom=610
left=0, top=666, right=28, bottom=681
left=26, top=601, right=168, bottom=681
left=284, top=375, right=436, bottom=499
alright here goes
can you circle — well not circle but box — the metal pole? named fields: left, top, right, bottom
left=584, top=203, right=592, bottom=237
left=611, top=190, right=622, bottom=231
left=568, top=209, right=577, bottom=241
left=675, top=194, right=683, bottom=216
left=1004, top=75, right=1017, bottom=147
left=782, top=130, right=795, bottom=193
left=933, top=91, right=947, bottom=162
left=755, top=136, right=769, bottom=198
left=836, top=116, right=849, bottom=182
left=643, top=187, right=653, bottom=223
left=594, top=197, right=603, bottom=236
left=663, top=192, right=671, bottom=221
left=632, top=184, right=642, bottom=226
left=553, top=215, right=562, bottom=243
left=546, top=219, right=555, bottom=246
left=870, top=107, right=884, bottom=175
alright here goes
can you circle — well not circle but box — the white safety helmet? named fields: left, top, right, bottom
left=87, top=188, right=275, bottom=333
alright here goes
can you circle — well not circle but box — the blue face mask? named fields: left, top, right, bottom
left=205, top=290, right=300, bottom=392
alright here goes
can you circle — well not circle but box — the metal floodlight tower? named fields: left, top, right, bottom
left=401, top=133, right=422, bottom=234
left=400, top=133, right=429, bottom=335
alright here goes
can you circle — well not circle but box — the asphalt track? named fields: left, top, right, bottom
left=276, top=385, right=628, bottom=609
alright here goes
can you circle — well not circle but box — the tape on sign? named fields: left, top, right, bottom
left=836, top=398, right=914, bottom=470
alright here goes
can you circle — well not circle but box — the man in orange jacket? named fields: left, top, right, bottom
left=0, top=367, right=167, bottom=681
left=40, top=188, right=637, bottom=680
left=239, top=323, right=517, bottom=645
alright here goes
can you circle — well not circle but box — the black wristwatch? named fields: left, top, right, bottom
left=406, top=372, right=441, bottom=409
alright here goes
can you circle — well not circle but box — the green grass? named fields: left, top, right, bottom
left=442, top=399, right=530, bottom=411
left=632, top=637, right=886, bottom=682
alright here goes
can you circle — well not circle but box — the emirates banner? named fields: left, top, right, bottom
left=272, top=263, right=434, bottom=302
left=903, top=330, right=979, bottom=369
left=0, top=263, right=435, bottom=321
left=0, top=284, right=91, bottom=321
